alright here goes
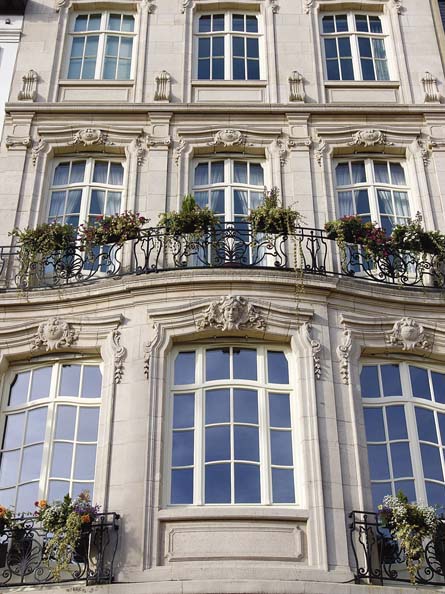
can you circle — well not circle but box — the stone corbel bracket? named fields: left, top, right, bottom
left=301, top=322, right=321, bottom=380
left=5, top=135, right=31, bottom=151
left=421, top=72, right=441, bottom=104
left=288, top=71, right=305, bottom=102
left=111, top=329, right=127, bottom=384
left=18, top=70, right=38, bottom=102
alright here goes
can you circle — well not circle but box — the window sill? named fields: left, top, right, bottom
left=191, top=79, right=267, bottom=102
left=158, top=506, right=309, bottom=522
left=324, top=80, right=400, bottom=103
left=324, top=80, right=400, bottom=88
left=59, top=79, right=135, bottom=86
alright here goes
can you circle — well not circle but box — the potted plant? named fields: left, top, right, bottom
left=158, top=195, right=218, bottom=237
left=0, top=505, right=14, bottom=535
left=35, top=491, right=100, bottom=579
left=79, top=211, right=147, bottom=253
left=325, top=215, right=389, bottom=258
left=391, top=213, right=445, bottom=259
left=378, top=491, right=438, bottom=583
left=247, top=187, right=301, bottom=235
left=10, top=222, right=77, bottom=281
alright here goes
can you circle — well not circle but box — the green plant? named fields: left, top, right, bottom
left=0, top=505, right=15, bottom=533
left=247, top=188, right=301, bottom=235
left=79, top=211, right=147, bottom=252
left=10, top=222, right=76, bottom=278
left=158, top=195, right=218, bottom=236
left=392, top=213, right=445, bottom=260
left=378, top=491, right=438, bottom=583
left=324, top=215, right=389, bottom=258
left=35, top=491, right=100, bottom=579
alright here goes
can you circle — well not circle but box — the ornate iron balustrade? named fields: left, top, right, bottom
left=349, top=511, right=445, bottom=586
left=0, top=513, right=119, bottom=586
left=0, top=223, right=443, bottom=290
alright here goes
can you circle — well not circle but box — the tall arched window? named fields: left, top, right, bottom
left=169, top=345, right=297, bottom=505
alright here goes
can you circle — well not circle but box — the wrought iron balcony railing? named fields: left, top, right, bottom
left=0, top=223, right=443, bottom=290
left=0, top=513, right=119, bottom=586
left=349, top=511, right=445, bottom=586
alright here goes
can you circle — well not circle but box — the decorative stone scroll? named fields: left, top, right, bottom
left=32, top=317, right=78, bottom=352
left=154, top=70, right=171, bottom=101
left=314, top=136, right=328, bottom=166
left=69, top=128, right=109, bottom=147
left=111, top=329, right=126, bottom=384
left=18, top=70, right=38, bottom=101
left=391, top=0, right=402, bottom=14
left=174, top=138, right=186, bottom=165
left=5, top=136, right=31, bottom=150
left=208, top=129, right=246, bottom=148
left=421, top=72, right=441, bottom=103
left=385, top=317, right=430, bottom=351
left=288, top=71, right=305, bottom=102
left=417, top=135, right=437, bottom=167
left=147, top=135, right=172, bottom=148
left=303, top=0, right=314, bottom=13
left=302, top=322, right=321, bottom=380
left=197, top=296, right=266, bottom=332
left=144, top=322, right=159, bottom=379
left=337, top=328, right=352, bottom=385
left=348, top=129, right=393, bottom=148
left=31, top=138, right=47, bottom=166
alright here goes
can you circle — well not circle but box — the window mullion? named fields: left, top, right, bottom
left=40, top=364, right=59, bottom=501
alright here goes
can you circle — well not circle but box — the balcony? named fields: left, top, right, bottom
left=1, top=223, right=444, bottom=291
left=0, top=513, right=119, bottom=586
left=349, top=511, right=445, bottom=586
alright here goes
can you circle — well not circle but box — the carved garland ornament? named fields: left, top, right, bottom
left=386, top=317, right=430, bottom=351
left=208, top=129, right=246, bottom=148
left=111, top=329, right=127, bottom=384
left=337, top=328, right=352, bottom=385
left=69, top=128, right=109, bottom=147
left=32, top=317, right=78, bottom=352
left=348, top=129, right=393, bottom=148
left=302, top=322, right=321, bottom=380
left=197, top=296, right=266, bottom=332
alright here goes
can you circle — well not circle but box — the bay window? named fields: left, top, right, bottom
left=0, top=362, right=102, bottom=513
left=169, top=346, right=297, bottom=505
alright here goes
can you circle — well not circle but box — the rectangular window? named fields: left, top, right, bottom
left=196, top=13, right=261, bottom=81
left=0, top=363, right=102, bottom=512
left=67, top=12, right=136, bottom=80
left=321, top=13, right=390, bottom=81
left=170, top=346, right=296, bottom=505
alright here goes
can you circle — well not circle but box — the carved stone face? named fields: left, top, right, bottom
left=45, top=319, right=64, bottom=340
left=399, top=321, right=419, bottom=342
left=222, top=298, right=242, bottom=326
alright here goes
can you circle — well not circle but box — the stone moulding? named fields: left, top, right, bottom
left=111, top=329, right=127, bottom=384
left=154, top=70, right=171, bottom=101
left=337, top=327, right=352, bottom=385
left=288, top=71, right=305, bottom=102
left=208, top=129, right=247, bottom=148
left=302, top=322, right=321, bottom=380
left=348, top=129, right=393, bottom=148
left=386, top=317, right=430, bottom=351
left=197, top=295, right=267, bottom=332
left=69, top=128, right=109, bottom=147
left=32, top=317, right=78, bottom=352
left=18, top=70, right=38, bottom=101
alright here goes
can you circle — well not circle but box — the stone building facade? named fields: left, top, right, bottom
left=0, top=0, right=445, bottom=593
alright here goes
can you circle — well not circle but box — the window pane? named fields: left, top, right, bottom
left=369, top=17, right=382, bottom=33
left=269, top=393, right=291, bottom=428
left=9, top=372, right=30, bottom=406
left=234, top=426, right=259, bottom=461
left=206, top=349, right=230, bottom=381
left=81, top=366, right=102, bottom=398
left=30, top=367, right=52, bottom=400
left=174, top=394, right=195, bottom=428
left=234, top=463, right=260, bottom=503
left=322, top=16, right=335, bottom=34
left=198, top=59, right=210, bottom=80
left=232, top=36, right=244, bottom=57
left=410, top=366, right=431, bottom=400
left=212, top=36, right=224, bottom=57
left=77, top=407, right=100, bottom=442
left=415, top=407, right=437, bottom=443
left=338, top=37, right=351, bottom=57
left=394, top=480, right=416, bottom=503
left=234, top=389, right=258, bottom=423
left=88, top=14, right=101, bottom=30
left=426, top=482, right=445, bottom=512
left=246, top=16, right=258, bottom=33
left=270, top=431, right=293, bottom=466
left=386, top=406, right=407, bottom=440
left=16, top=483, right=38, bottom=514
left=373, top=38, right=387, bottom=59
left=267, top=351, right=289, bottom=384
left=233, top=349, right=257, bottom=380
left=171, top=469, right=193, bottom=504
left=174, top=352, right=195, bottom=385
left=358, top=37, right=372, bottom=58
left=74, top=444, right=96, bottom=480
left=3, top=413, right=25, bottom=449
left=326, top=60, right=340, bottom=81
left=25, top=407, right=47, bottom=444
left=364, top=408, right=385, bottom=441
left=74, top=15, right=88, bottom=32
left=420, top=444, right=443, bottom=481
left=381, top=365, right=402, bottom=397
left=335, top=15, right=348, bottom=32
left=60, top=365, right=81, bottom=397
left=172, top=431, right=194, bottom=466
left=352, top=161, right=366, bottom=183
left=367, top=444, right=390, bottom=479
left=355, top=15, right=368, bottom=32
left=356, top=190, right=370, bottom=213
left=206, top=389, right=230, bottom=424
left=206, top=426, right=230, bottom=461
left=205, top=464, right=230, bottom=503
left=199, top=15, right=211, bottom=32
left=272, top=468, right=295, bottom=503
left=246, top=38, right=259, bottom=58
left=390, top=163, right=406, bottom=186
left=51, top=442, right=73, bottom=478
left=371, top=482, right=391, bottom=510
left=247, top=59, right=260, bottom=80
left=233, top=58, right=245, bottom=80
left=213, top=58, right=224, bottom=80
left=55, top=406, right=76, bottom=440
left=324, top=38, right=337, bottom=59
left=122, top=15, right=135, bottom=32
left=361, top=58, right=376, bottom=80
left=390, top=443, right=413, bottom=478
left=21, top=444, right=43, bottom=481
left=108, top=14, right=121, bottom=31
left=0, top=451, right=19, bottom=487
left=213, top=14, right=224, bottom=31
left=360, top=366, right=380, bottom=398
left=232, top=14, right=244, bottom=31
left=48, top=480, right=70, bottom=502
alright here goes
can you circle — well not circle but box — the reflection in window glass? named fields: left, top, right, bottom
left=174, top=352, right=196, bottom=385
left=171, top=346, right=294, bottom=505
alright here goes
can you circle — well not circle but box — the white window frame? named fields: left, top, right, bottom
left=361, top=360, right=445, bottom=510
left=47, top=157, right=127, bottom=228
left=0, top=360, right=103, bottom=512
left=166, top=344, right=299, bottom=506
left=334, top=157, right=411, bottom=233
left=191, top=157, right=267, bottom=221
left=66, top=11, right=137, bottom=81
left=320, top=11, right=392, bottom=82
left=193, top=11, right=265, bottom=81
